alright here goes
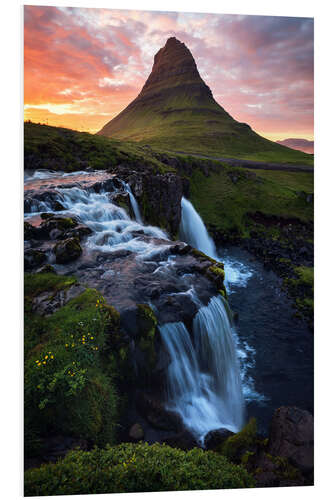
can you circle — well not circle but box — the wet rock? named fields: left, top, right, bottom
left=32, top=283, right=86, bottom=316
left=163, top=430, right=198, bottom=451
left=24, top=191, right=65, bottom=213
left=268, top=406, right=314, bottom=474
left=204, top=428, right=235, bottom=450
left=24, top=221, right=40, bottom=240
left=129, top=423, right=144, bottom=441
left=64, top=224, right=93, bottom=241
left=54, top=237, right=82, bottom=264
left=36, top=264, right=57, bottom=274
left=136, top=392, right=183, bottom=432
left=24, top=249, right=47, bottom=270
left=41, top=216, right=78, bottom=239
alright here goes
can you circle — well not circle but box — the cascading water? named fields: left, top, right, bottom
left=124, top=183, right=143, bottom=224
left=179, top=197, right=217, bottom=259
left=179, top=197, right=253, bottom=291
left=160, top=296, right=244, bottom=443
left=24, top=171, right=256, bottom=443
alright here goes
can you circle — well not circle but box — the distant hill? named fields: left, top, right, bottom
left=276, top=139, right=314, bottom=154
left=98, top=37, right=311, bottom=165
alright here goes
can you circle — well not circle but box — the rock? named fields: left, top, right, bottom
left=24, top=249, right=47, bottom=270
left=268, top=406, right=314, bottom=473
left=136, top=392, right=183, bottom=432
left=54, top=237, right=82, bottom=264
left=36, top=264, right=57, bottom=274
left=32, top=283, right=86, bottom=316
left=163, top=429, right=198, bottom=451
left=129, top=423, right=144, bottom=441
left=204, top=428, right=235, bottom=450
left=24, top=221, right=40, bottom=240
left=41, top=216, right=78, bottom=239
left=64, top=224, right=93, bottom=241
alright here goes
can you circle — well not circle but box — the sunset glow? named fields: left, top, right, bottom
left=24, top=6, right=314, bottom=141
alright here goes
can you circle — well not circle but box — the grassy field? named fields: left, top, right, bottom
left=24, top=122, right=171, bottom=173
left=189, top=165, right=314, bottom=239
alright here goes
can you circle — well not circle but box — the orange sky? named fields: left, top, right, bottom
left=24, top=6, right=314, bottom=142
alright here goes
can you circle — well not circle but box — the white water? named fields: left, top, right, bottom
left=25, top=172, right=259, bottom=441
left=160, top=296, right=244, bottom=443
left=58, top=186, right=168, bottom=259
left=124, top=183, right=143, bottom=224
left=179, top=197, right=252, bottom=291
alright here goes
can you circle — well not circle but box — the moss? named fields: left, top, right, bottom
left=24, top=442, right=255, bottom=496
left=54, top=237, right=82, bottom=264
left=24, top=272, right=77, bottom=298
left=219, top=418, right=257, bottom=462
left=190, top=248, right=219, bottom=265
left=136, top=304, right=158, bottom=374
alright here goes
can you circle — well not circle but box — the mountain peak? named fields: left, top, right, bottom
left=139, top=37, right=205, bottom=99
left=97, top=37, right=280, bottom=158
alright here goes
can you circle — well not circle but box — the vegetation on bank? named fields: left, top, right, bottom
left=189, top=166, right=313, bottom=239
left=24, top=273, right=121, bottom=458
left=24, top=121, right=173, bottom=174
left=24, top=442, right=255, bottom=496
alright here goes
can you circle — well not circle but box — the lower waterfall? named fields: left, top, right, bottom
left=160, top=296, right=245, bottom=444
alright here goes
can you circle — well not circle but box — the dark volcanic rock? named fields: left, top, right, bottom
left=163, top=430, right=198, bottom=451
left=136, top=392, right=183, bottom=432
left=204, top=428, right=235, bottom=450
left=32, top=283, right=86, bottom=316
left=128, top=423, right=144, bottom=442
left=54, top=237, right=82, bottom=264
left=24, top=248, right=47, bottom=270
left=268, top=406, right=314, bottom=473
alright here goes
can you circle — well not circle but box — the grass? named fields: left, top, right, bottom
left=24, top=121, right=172, bottom=173
left=188, top=165, right=314, bottom=239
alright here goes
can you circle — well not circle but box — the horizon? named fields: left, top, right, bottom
left=24, top=6, right=314, bottom=142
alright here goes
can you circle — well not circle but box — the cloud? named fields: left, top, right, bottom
left=24, top=6, right=313, bottom=139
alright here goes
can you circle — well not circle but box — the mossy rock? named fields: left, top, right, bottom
left=219, top=418, right=257, bottom=462
left=24, top=249, right=47, bottom=270
left=54, top=237, right=82, bottom=264
left=136, top=304, right=158, bottom=374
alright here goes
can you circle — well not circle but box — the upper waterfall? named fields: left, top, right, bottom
left=179, top=197, right=217, bottom=259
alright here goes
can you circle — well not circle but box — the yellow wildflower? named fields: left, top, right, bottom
left=42, top=361, right=46, bottom=365
left=50, top=355, right=54, bottom=359
left=44, top=355, right=48, bottom=360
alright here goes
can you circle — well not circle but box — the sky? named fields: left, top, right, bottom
left=24, top=5, right=314, bottom=141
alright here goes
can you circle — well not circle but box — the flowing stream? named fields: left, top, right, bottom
left=25, top=171, right=312, bottom=442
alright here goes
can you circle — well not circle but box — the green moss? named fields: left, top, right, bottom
left=219, top=418, right=257, bottom=462
left=190, top=248, right=219, bottom=265
left=24, top=272, right=77, bottom=298
left=136, top=304, right=158, bottom=372
left=24, top=442, right=255, bottom=496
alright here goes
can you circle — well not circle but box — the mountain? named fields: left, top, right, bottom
left=98, top=37, right=311, bottom=163
left=276, top=139, right=314, bottom=154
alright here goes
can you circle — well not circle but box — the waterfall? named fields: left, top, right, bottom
left=160, top=296, right=244, bottom=443
left=124, top=183, right=143, bottom=224
left=179, top=197, right=253, bottom=291
left=179, top=197, right=217, bottom=259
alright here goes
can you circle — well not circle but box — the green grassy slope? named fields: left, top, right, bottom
left=189, top=165, right=314, bottom=238
left=98, top=92, right=313, bottom=165
left=24, top=122, right=170, bottom=172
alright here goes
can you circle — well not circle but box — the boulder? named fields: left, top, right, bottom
left=204, top=428, right=235, bottom=450
left=41, top=216, right=78, bottom=239
left=32, top=283, right=86, bottom=316
left=163, top=429, right=198, bottom=451
left=54, top=237, right=82, bottom=264
left=24, top=249, right=47, bottom=270
left=129, top=423, right=144, bottom=441
left=136, top=392, right=183, bottom=432
left=268, top=406, right=314, bottom=473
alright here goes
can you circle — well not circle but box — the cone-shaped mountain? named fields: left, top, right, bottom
left=98, top=37, right=297, bottom=157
